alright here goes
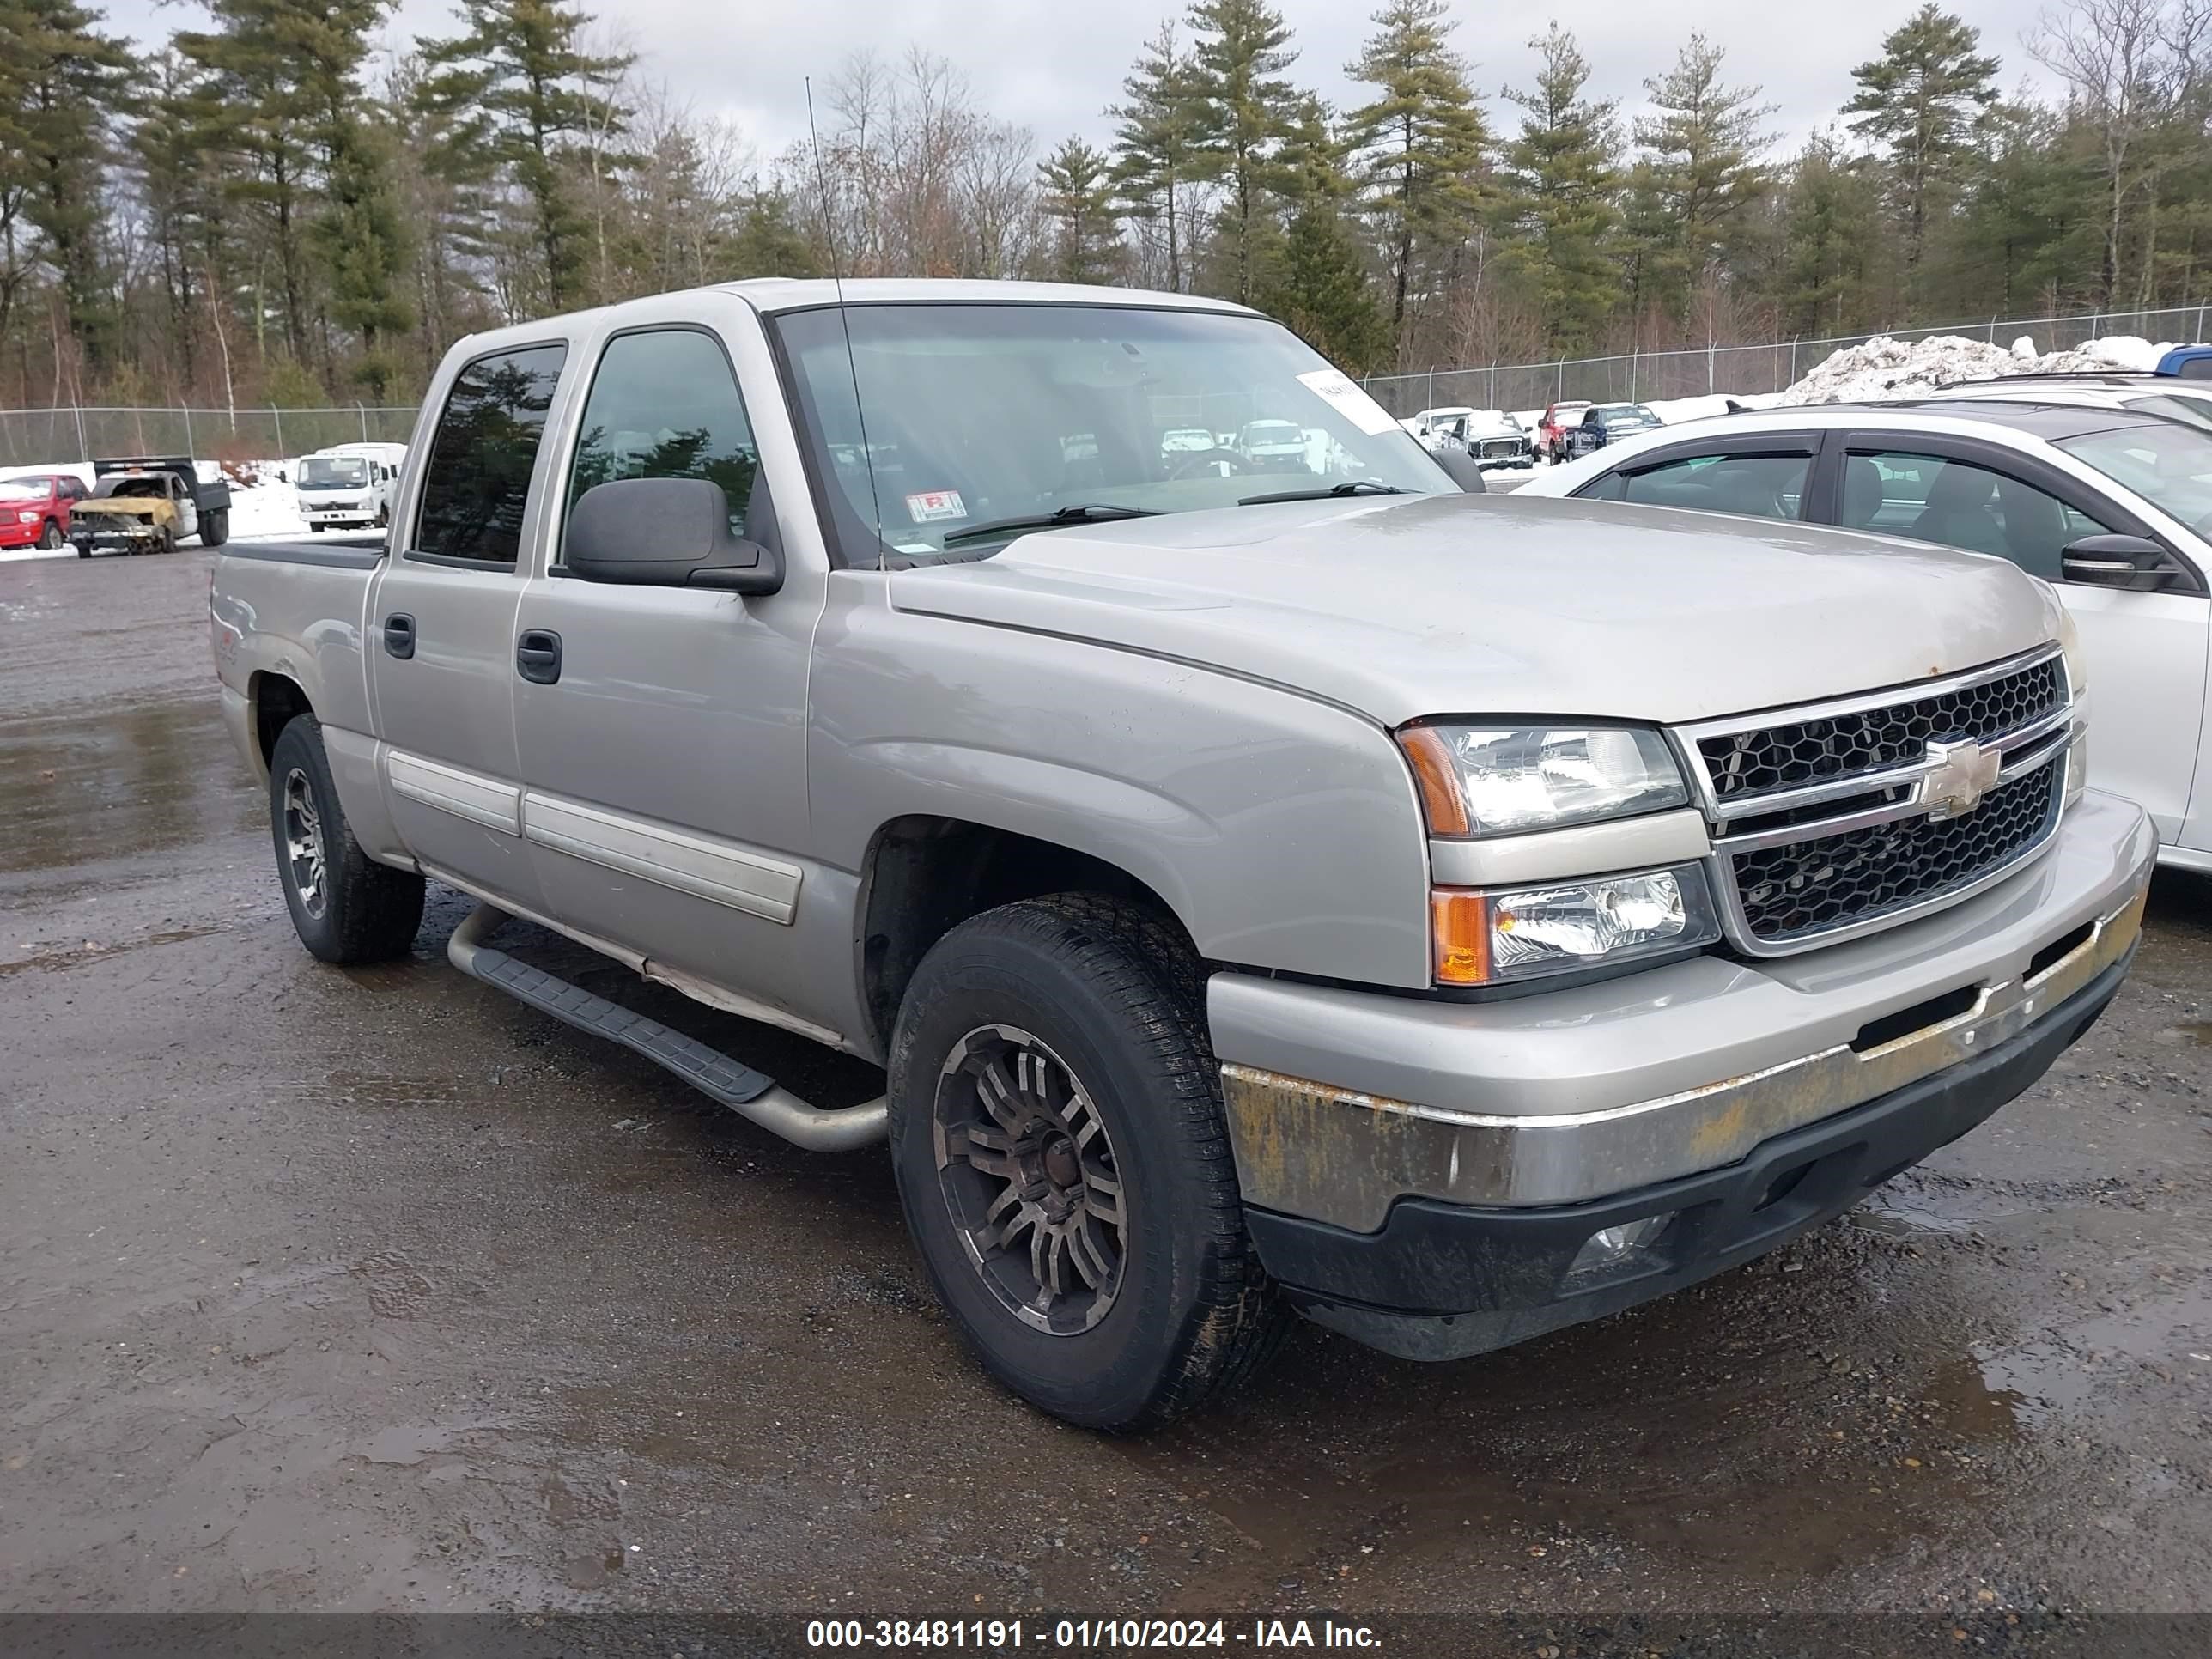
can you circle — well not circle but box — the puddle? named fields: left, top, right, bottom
left=2154, top=1020, right=2212, bottom=1047
left=1846, top=1170, right=2022, bottom=1237
left=0, top=697, right=260, bottom=874
left=1974, top=1282, right=2212, bottom=1424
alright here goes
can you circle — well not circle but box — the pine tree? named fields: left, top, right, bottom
left=2, top=0, right=132, bottom=377
left=1776, top=132, right=1886, bottom=333
left=1626, top=33, right=1775, bottom=326
left=1261, top=98, right=1389, bottom=373
left=176, top=2, right=325, bottom=365
left=1844, top=4, right=1999, bottom=309
left=1495, top=23, right=1620, bottom=354
left=1038, top=138, right=1126, bottom=285
left=1110, top=21, right=1206, bottom=292
left=291, top=1, right=414, bottom=393
left=129, top=49, right=228, bottom=394
left=1184, top=0, right=1303, bottom=305
left=1343, top=0, right=1486, bottom=349
left=417, top=0, right=634, bottom=313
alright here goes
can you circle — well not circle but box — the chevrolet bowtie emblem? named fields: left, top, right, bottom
left=1917, top=738, right=2004, bottom=819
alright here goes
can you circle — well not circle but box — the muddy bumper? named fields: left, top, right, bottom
left=1208, top=788, right=2154, bottom=1360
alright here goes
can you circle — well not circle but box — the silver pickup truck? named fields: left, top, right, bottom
left=210, top=278, right=2154, bottom=1429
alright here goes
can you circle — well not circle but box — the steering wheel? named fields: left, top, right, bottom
left=1167, top=450, right=1259, bottom=481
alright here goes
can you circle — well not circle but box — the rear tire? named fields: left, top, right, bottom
left=268, top=714, right=425, bottom=964
left=199, top=509, right=229, bottom=548
left=888, top=894, right=1285, bottom=1430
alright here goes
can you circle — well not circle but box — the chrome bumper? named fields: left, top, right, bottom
left=1212, top=789, right=2153, bottom=1231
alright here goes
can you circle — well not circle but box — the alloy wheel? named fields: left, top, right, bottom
left=932, top=1024, right=1126, bottom=1335
left=282, top=768, right=329, bottom=918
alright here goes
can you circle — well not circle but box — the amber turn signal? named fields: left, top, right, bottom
left=1398, top=726, right=1471, bottom=837
left=1431, top=889, right=1492, bottom=985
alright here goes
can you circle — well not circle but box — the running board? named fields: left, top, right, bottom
left=447, top=903, right=888, bottom=1151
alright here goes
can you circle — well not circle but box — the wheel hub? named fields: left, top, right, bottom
left=282, top=768, right=329, bottom=919
left=933, top=1024, right=1126, bottom=1335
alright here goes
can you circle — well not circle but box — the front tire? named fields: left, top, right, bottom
left=888, top=895, right=1285, bottom=1430
left=38, top=520, right=62, bottom=549
left=268, top=714, right=425, bottom=964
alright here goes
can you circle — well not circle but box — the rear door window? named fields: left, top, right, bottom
left=413, top=344, right=568, bottom=564
left=1839, top=449, right=2112, bottom=581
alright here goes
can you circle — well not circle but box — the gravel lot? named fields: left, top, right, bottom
left=3, top=551, right=2209, bottom=1642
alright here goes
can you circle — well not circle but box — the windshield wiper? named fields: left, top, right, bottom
left=1237, top=481, right=1413, bottom=506
left=938, top=503, right=1161, bottom=548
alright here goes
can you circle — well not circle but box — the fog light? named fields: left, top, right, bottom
left=1565, top=1212, right=1674, bottom=1280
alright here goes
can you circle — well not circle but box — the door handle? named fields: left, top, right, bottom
left=383, top=612, right=415, bottom=659
left=516, top=629, right=562, bottom=685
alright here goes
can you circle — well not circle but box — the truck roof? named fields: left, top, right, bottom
left=714, top=277, right=1256, bottom=316
left=441, top=279, right=1261, bottom=365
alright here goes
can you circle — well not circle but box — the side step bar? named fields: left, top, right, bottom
left=447, top=903, right=888, bottom=1152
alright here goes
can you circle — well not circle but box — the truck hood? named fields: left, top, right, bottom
left=886, top=493, right=2063, bottom=729
left=76, top=497, right=176, bottom=525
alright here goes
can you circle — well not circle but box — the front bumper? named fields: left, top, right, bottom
left=1210, top=788, right=2153, bottom=1355
left=1253, top=951, right=2128, bottom=1360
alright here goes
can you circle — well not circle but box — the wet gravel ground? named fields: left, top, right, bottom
left=3, top=551, right=2210, bottom=1634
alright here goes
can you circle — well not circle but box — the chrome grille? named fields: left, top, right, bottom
left=1476, top=437, right=1527, bottom=461
left=1699, top=657, right=2063, bottom=805
left=1680, top=647, right=2075, bottom=956
left=1730, top=765, right=2062, bottom=944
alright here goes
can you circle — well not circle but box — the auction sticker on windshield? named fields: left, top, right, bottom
left=906, top=490, right=967, bottom=523
left=1297, top=368, right=1400, bottom=436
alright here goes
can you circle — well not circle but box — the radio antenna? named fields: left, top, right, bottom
left=805, top=76, right=885, bottom=565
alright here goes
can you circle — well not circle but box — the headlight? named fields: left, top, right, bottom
left=1399, top=724, right=1688, bottom=837
left=15, top=510, right=38, bottom=525
left=1431, top=863, right=1722, bottom=985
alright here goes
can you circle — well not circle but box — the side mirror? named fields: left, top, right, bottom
left=2062, top=533, right=2186, bottom=592
left=1431, top=448, right=1487, bottom=494
left=565, top=477, right=782, bottom=596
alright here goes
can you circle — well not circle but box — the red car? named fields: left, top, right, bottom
left=1536, top=400, right=1593, bottom=464
left=0, top=471, right=88, bottom=550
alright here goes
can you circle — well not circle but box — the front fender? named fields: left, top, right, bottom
left=810, top=599, right=1436, bottom=989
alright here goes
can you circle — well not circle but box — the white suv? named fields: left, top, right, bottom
left=1518, top=397, right=2212, bottom=872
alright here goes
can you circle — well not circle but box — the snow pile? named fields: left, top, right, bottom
left=223, top=461, right=313, bottom=541
left=1781, top=332, right=2174, bottom=404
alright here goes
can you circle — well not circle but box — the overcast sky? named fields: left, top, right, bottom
left=102, top=0, right=2066, bottom=163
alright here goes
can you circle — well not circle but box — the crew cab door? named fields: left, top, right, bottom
left=1818, top=430, right=2209, bottom=845
left=365, top=340, right=571, bottom=914
left=509, top=299, right=826, bottom=1021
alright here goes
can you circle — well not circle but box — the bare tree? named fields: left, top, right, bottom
left=2030, top=0, right=2208, bottom=306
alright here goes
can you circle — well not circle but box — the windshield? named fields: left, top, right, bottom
left=95, top=477, right=167, bottom=499
left=2124, top=392, right=2212, bottom=434
left=0, top=478, right=49, bottom=501
left=2058, top=422, right=2212, bottom=536
left=773, top=303, right=1451, bottom=562
left=300, top=456, right=369, bottom=488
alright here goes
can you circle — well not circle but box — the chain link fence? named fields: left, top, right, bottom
left=1358, top=304, right=2212, bottom=419
left=0, top=405, right=419, bottom=470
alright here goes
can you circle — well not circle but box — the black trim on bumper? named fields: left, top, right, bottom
left=1248, top=951, right=2131, bottom=1361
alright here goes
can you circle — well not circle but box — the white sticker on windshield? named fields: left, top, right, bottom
left=1297, top=368, right=1401, bottom=436
left=906, top=489, right=967, bottom=523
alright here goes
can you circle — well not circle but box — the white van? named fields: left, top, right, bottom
left=294, top=442, right=408, bottom=532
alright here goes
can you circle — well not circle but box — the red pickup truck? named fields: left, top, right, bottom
left=0, top=471, right=88, bottom=551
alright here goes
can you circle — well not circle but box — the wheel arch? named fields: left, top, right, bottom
left=854, top=814, right=1195, bottom=1062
